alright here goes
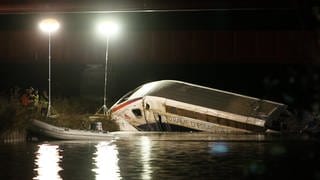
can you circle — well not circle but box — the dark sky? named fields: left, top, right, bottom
left=0, top=1, right=319, bottom=112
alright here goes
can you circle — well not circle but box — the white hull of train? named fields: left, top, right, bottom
left=110, top=80, right=286, bottom=133
left=112, top=96, right=266, bottom=133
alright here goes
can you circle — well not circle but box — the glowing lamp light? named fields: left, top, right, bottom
left=38, top=18, right=60, bottom=117
left=95, top=20, right=120, bottom=116
left=39, top=18, right=60, bottom=33
left=97, top=21, right=119, bottom=37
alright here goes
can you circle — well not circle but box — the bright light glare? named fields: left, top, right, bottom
left=93, top=141, right=120, bottom=180
left=39, top=18, right=60, bottom=33
left=130, top=81, right=158, bottom=100
left=33, top=144, right=62, bottom=180
left=97, top=21, right=120, bottom=37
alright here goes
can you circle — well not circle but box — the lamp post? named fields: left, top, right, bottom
left=95, top=21, right=119, bottom=116
left=39, top=18, right=60, bottom=118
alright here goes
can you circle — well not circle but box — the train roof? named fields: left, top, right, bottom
left=128, top=80, right=286, bottom=119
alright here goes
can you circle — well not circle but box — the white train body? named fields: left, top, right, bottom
left=110, top=80, right=287, bottom=133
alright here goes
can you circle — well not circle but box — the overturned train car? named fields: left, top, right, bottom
left=110, top=80, right=287, bottom=133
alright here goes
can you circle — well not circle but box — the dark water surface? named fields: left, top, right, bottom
left=0, top=133, right=320, bottom=180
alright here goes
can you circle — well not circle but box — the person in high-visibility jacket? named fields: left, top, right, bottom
left=20, top=89, right=31, bottom=107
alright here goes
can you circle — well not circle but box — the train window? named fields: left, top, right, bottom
left=116, top=86, right=141, bottom=105
left=145, top=103, right=150, bottom=110
left=132, top=109, right=142, bottom=118
left=117, top=91, right=134, bottom=104
left=165, top=105, right=176, bottom=114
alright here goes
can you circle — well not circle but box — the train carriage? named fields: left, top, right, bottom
left=110, top=80, right=287, bottom=133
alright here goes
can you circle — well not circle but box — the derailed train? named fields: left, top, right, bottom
left=110, top=80, right=288, bottom=133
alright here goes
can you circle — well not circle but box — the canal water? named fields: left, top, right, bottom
left=0, top=132, right=320, bottom=180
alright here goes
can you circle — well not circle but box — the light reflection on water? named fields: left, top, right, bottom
left=209, top=142, right=229, bottom=155
left=92, top=141, right=120, bottom=180
left=140, top=136, right=152, bottom=180
left=33, top=144, right=62, bottom=180
left=1, top=133, right=319, bottom=180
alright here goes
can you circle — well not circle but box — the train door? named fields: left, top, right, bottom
left=153, top=113, right=171, bottom=131
left=142, top=100, right=155, bottom=131
left=142, top=97, right=170, bottom=131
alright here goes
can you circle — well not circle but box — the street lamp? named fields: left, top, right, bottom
left=95, top=21, right=119, bottom=116
left=39, top=18, right=60, bottom=118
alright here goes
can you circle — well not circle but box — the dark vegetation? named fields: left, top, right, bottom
left=47, top=97, right=119, bottom=132
left=0, top=94, right=119, bottom=140
left=0, top=100, right=32, bottom=138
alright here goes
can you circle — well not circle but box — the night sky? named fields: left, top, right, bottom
left=0, top=1, right=319, bottom=114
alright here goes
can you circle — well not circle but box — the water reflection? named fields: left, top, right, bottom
left=140, top=136, right=152, bottom=180
left=34, top=144, right=62, bottom=180
left=16, top=133, right=319, bottom=180
left=92, top=141, right=120, bottom=180
left=209, top=142, right=229, bottom=156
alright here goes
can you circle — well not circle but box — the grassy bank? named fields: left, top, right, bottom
left=0, top=102, right=33, bottom=139
left=49, top=97, right=119, bottom=131
left=0, top=96, right=119, bottom=139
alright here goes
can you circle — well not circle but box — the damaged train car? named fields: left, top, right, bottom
left=110, top=80, right=287, bottom=133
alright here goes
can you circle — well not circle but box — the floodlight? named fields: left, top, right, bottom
left=39, top=18, right=60, bottom=33
left=97, top=21, right=119, bottom=37
left=38, top=18, right=60, bottom=118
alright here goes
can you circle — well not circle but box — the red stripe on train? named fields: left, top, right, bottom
left=111, top=98, right=142, bottom=113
